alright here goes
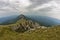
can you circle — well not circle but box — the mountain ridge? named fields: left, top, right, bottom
left=0, top=14, right=60, bottom=40
left=25, top=15, right=60, bottom=26
left=0, top=14, right=41, bottom=32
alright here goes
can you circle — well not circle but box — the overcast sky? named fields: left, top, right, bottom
left=0, top=0, right=60, bottom=19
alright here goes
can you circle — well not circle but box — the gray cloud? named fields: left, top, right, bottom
left=0, top=0, right=60, bottom=20
left=30, top=0, right=52, bottom=6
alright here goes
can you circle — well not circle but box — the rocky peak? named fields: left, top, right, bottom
left=17, top=14, right=25, bottom=19
left=10, top=17, right=40, bottom=32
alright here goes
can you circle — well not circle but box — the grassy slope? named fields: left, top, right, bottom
left=0, top=17, right=60, bottom=40
left=0, top=25, right=60, bottom=40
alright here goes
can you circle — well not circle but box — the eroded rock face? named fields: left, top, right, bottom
left=10, top=20, right=40, bottom=32
left=9, top=14, right=41, bottom=32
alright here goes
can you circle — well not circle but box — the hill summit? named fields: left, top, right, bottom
left=0, top=14, right=60, bottom=40
left=0, top=14, right=27, bottom=25
left=9, top=14, right=41, bottom=32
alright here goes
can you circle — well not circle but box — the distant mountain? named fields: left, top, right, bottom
left=4, top=14, right=40, bottom=32
left=25, top=15, right=60, bottom=26
left=0, top=15, right=18, bottom=23
left=1, top=14, right=60, bottom=26
left=0, top=14, right=41, bottom=32
left=0, top=14, right=29, bottom=25
left=0, top=15, right=19, bottom=25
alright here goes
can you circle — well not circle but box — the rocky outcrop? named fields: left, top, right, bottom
left=10, top=20, right=40, bottom=32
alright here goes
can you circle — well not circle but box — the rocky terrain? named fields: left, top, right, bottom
left=0, top=14, right=60, bottom=40
left=9, top=14, right=41, bottom=32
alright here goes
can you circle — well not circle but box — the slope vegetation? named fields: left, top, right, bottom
left=0, top=14, right=60, bottom=40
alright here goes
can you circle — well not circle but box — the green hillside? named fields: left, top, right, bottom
left=0, top=15, right=60, bottom=40
left=0, top=25, right=60, bottom=40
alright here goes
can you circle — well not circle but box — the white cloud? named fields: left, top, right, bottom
left=0, top=0, right=32, bottom=11
left=46, top=0, right=60, bottom=19
left=32, top=2, right=52, bottom=11
left=0, top=0, right=32, bottom=17
left=30, top=0, right=60, bottom=20
left=8, top=0, right=32, bottom=12
left=0, top=0, right=60, bottom=20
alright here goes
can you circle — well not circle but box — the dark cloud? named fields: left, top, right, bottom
left=0, top=1, right=9, bottom=7
left=30, top=0, right=52, bottom=6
